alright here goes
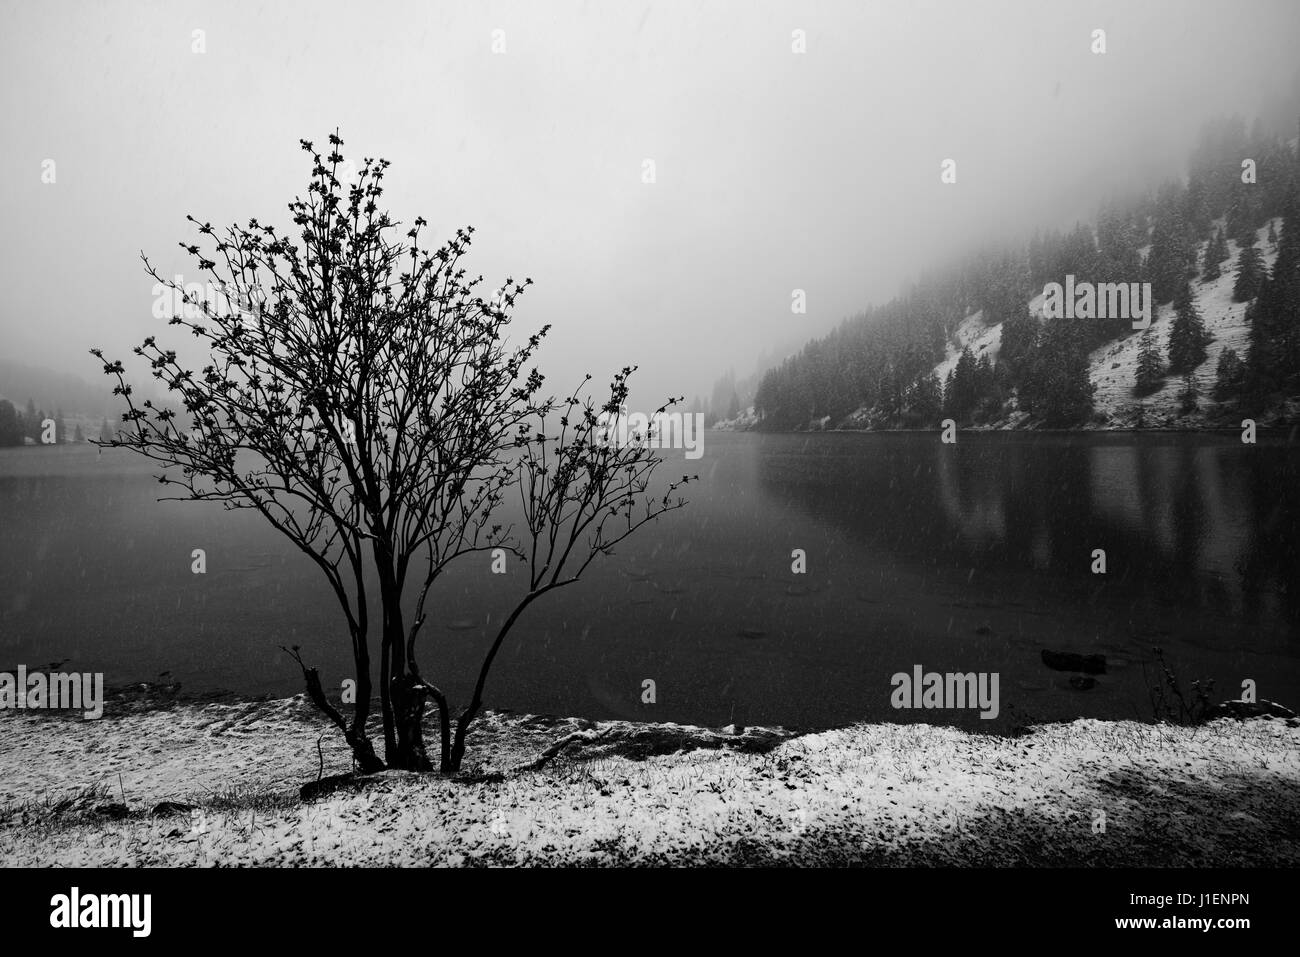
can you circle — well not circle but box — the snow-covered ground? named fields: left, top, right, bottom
left=2, top=693, right=1296, bottom=866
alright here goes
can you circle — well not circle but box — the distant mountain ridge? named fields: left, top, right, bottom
left=732, top=112, right=1300, bottom=433
left=0, top=359, right=112, bottom=417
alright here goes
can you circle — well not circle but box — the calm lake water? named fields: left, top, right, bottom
left=2, top=433, right=1297, bottom=731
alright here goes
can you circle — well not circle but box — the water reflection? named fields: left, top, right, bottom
left=757, top=433, right=1299, bottom=638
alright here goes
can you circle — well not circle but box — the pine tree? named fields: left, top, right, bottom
left=1232, top=240, right=1266, bottom=302
left=1000, top=307, right=1038, bottom=368
left=1178, top=373, right=1199, bottom=414
left=945, top=346, right=979, bottom=417
left=1020, top=326, right=1094, bottom=425
left=99, top=418, right=113, bottom=443
left=904, top=372, right=942, bottom=425
left=1201, top=234, right=1222, bottom=282
left=1268, top=219, right=1279, bottom=249
left=973, top=353, right=999, bottom=421
left=23, top=398, right=37, bottom=441
left=1134, top=330, right=1166, bottom=397
left=1148, top=188, right=1195, bottom=303
left=1167, top=283, right=1210, bottom=373
left=1202, top=226, right=1229, bottom=279
left=1245, top=192, right=1300, bottom=398
left=1213, top=347, right=1246, bottom=401
left=73, top=423, right=84, bottom=442
left=1227, top=193, right=1260, bottom=246
left=0, top=400, right=22, bottom=447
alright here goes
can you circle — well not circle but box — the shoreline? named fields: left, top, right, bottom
left=2, top=689, right=1297, bottom=866
left=711, top=424, right=1296, bottom=435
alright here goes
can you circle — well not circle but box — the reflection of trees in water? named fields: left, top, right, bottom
left=1239, top=450, right=1300, bottom=626
left=755, top=436, right=1298, bottom=630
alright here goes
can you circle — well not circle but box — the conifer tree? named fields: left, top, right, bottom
left=1232, top=238, right=1266, bottom=302
left=944, top=346, right=979, bottom=418
left=1201, top=234, right=1222, bottom=282
left=1215, top=227, right=1230, bottom=264
left=1245, top=192, right=1300, bottom=397
left=1178, top=373, right=1199, bottom=414
left=1168, top=282, right=1210, bottom=373
left=23, top=398, right=37, bottom=441
left=0, top=400, right=22, bottom=447
left=1213, top=347, right=1246, bottom=401
left=1134, top=330, right=1166, bottom=397
left=1020, top=326, right=1094, bottom=425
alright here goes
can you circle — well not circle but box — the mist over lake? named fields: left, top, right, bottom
left=3, top=432, right=1295, bottom=731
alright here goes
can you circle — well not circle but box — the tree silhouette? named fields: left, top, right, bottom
left=1232, top=240, right=1266, bottom=302
left=94, top=133, right=692, bottom=773
left=1134, top=330, right=1166, bottom=397
left=1167, top=282, right=1210, bottom=374
left=0, top=400, right=22, bottom=446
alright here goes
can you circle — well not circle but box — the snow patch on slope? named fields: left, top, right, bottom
left=935, top=310, right=1003, bottom=394
left=927, top=219, right=1281, bottom=424
left=1089, top=220, right=1279, bottom=424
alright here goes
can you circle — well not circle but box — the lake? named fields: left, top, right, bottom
left=1, top=432, right=1297, bottom=732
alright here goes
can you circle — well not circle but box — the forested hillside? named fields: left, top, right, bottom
left=747, top=115, right=1300, bottom=431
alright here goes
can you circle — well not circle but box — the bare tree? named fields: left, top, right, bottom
left=94, top=133, right=692, bottom=773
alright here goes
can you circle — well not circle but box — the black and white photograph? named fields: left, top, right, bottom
left=1, top=0, right=1297, bottom=940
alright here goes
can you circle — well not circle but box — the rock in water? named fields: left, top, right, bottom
left=1041, top=649, right=1107, bottom=674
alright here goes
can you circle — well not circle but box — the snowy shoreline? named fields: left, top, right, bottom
left=2, top=690, right=1297, bottom=866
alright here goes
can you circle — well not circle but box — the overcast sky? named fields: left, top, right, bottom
left=2, top=0, right=1299, bottom=412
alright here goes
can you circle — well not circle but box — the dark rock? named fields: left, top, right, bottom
left=456, top=770, right=506, bottom=785
left=1068, top=675, right=1097, bottom=691
left=300, top=772, right=359, bottom=802
left=150, top=801, right=195, bottom=817
left=1042, top=649, right=1107, bottom=674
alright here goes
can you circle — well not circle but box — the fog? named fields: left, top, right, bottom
left=1, top=0, right=1298, bottom=412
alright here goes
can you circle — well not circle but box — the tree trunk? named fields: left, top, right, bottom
left=345, top=728, right=386, bottom=774
left=448, top=706, right=478, bottom=772
left=347, top=655, right=382, bottom=773
left=374, top=547, right=403, bottom=766
left=294, top=655, right=385, bottom=774
left=379, top=632, right=396, bottom=765
left=390, top=671, right=432, bottom=771
left=376, top=561, right=432, bottom=771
